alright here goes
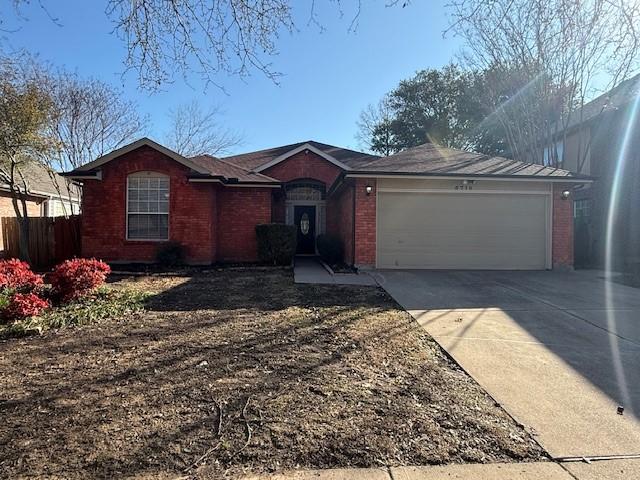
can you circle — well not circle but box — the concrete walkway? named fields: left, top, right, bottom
left=241, top=462, right=575, bottom=479
left=293, top=256, right=377, bottom=286
left=242, top=460, right=640, bottom=479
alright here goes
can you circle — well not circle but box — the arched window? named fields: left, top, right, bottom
left=284, top=181, right=326, bottom=201
left=127, top=172, right=169, bottom=240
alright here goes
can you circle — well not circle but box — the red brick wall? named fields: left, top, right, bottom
left=263, top=151, right=342, bottom=187
left=81, top=145, right=216, bottom=264
left=354, top=178, right=376, bottom=267
left=271, top=190, right=286, bottom=223
left=327, top=182, right=354, bottom=265
left=553, top=184, right=574, bottom=269
left=217, top=188, right=272, bottom=262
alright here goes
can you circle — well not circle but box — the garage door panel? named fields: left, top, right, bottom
left=377, top=192, right=548, bottom=270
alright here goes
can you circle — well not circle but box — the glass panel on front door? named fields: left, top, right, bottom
left=294, top=206, right=316, bottom=254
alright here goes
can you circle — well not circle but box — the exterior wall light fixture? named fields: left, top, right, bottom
left=561, top=189, right=571, bottom=200
left=365, top=185, right=373, bottom=195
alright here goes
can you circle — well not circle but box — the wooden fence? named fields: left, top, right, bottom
left=0, top=215, right=81, bottom=268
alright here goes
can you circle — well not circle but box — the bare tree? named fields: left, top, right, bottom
left=49, top=72, right=148, bottom=169
left=34, top=71, right=147, bottom=218
left=447, top=0, right=640, bottom=170
left=165, top=101, right=242, bottom=157
left=356, top=95, right=397, bottom=156
left=104, top=0, right=295, bottom=90
left=6, top=1, right=409, bottom=91
left=0, top=57, right=58, bottom=262
left=47, top=73, right=148, bottom=171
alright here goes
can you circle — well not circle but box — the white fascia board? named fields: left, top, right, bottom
left=254, top=143, right=351, bottom=173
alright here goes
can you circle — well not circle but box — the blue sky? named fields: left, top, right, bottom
left=4, top=1, right=461, bottom=154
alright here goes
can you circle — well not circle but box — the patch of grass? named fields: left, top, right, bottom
left=0, top=287, right=148, bottom=338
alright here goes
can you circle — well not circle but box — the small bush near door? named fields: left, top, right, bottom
left=156, top=242, right=186, bottom=267
left=316, top=234, right=344, bottom=266
left=255, top=224, right=297, bottom=265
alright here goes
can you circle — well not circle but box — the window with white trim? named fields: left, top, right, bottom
left=574, top=199, right=591, bottom=219
left=127, top=172, right=169, bottom=240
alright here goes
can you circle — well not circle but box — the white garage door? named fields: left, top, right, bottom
left=377, top=192, right=549, bottom=270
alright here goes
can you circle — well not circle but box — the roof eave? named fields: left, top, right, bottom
left=60, top=170, right=103, bottom=181
left=345, top=171, right=594, bottom=183
left=187, top=175, right=281, bottom=187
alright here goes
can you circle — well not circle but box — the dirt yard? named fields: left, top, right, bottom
left=0, top=269, right=545, bottom=479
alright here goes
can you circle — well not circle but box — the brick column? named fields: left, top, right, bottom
left=552, top=184, right=574, bottom=270
left=354, top=178, right=376, bottom=268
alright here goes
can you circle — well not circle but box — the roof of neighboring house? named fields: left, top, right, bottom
left=564, top=73, right=640, bottom=131
left=1, top=162, right=81, bottom=201
left=350, top=143, right=590, bottom=180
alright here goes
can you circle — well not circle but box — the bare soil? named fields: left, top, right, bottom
left=0, top=270, right=545, bottom=479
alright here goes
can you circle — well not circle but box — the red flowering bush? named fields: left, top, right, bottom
left=5, top=292, right=50, bottom=319
left=49, top=258, right=111, bottom=301
left=0, top=259, right=43, bottom=291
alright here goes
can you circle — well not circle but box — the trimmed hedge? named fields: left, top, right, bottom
left=316, top=234, right=344, bottom=265
left=256, top=224, right=297, bottom=265
left=156, top=242, right=186, bottom=266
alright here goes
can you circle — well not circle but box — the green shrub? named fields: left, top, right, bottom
left=156, top=242, right=186, bottom=267
left=0, top=290, right=11, bottom=324
left=316, top=234, right=344, bottom=265
left=0, top=287, right=148, bottom=338
left=255, top=224, right=297, bottom=265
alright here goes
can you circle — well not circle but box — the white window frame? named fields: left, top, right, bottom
left=126, top=171, right=170, bottom=241
left=574, top=198, right=591, bottom=219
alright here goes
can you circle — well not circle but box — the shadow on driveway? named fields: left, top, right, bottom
left=375, top=269, right=640, bottom=458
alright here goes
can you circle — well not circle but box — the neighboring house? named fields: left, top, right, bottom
left=0, top=162, right=81, bottom=218
left=540, top=74, right=640, bottom=269
left=63, top=137, right=589, bottom=270
left=0, top=162, right=81, bottom=255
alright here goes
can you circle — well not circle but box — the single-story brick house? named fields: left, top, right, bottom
left=63, top=137, right=591, bottom=270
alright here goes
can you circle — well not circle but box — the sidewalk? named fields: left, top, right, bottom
left=293, top=256, right=377, bottom=286
left=241, top=462, right=572, bottom=480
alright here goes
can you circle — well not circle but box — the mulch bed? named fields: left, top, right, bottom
left=0, top=270, right=545, bottom=479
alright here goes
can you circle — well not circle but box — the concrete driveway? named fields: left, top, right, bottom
left=374, top=269, right=640, bottom=465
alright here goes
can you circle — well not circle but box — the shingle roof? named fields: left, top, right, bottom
left=353, top=143, right=589, bottom=179
left=62, top=138, right=279, bottom=185
left=189, top=155, right=279, bottom=183
left=64, top=137, right=589, bottom=185
left=222, top=140, right=379, bottom=171
left=1, top=162, right=80, bottom=200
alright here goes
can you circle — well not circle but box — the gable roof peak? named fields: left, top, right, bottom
left=253, top=142, right=353, bottom=173
left=69, top=137, right=210, bottom=175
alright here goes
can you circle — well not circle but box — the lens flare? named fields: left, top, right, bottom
left=604, top=84, right=640, bottom=415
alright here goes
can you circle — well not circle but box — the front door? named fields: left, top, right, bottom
left=294, top=205, right=316, bottom=254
